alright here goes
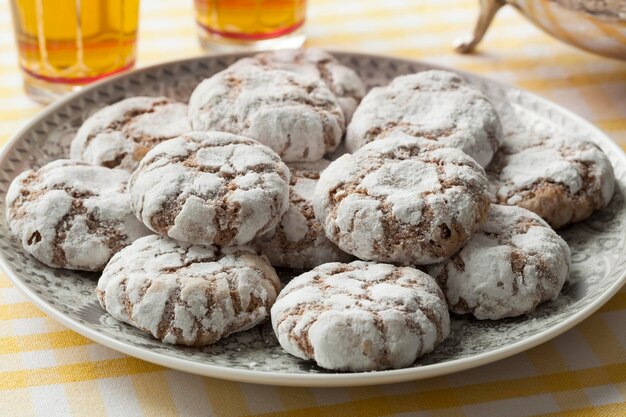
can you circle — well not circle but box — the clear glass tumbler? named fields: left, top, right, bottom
left=9, top=0, right=140, bottom=104
left=194, top=0, right=307, bottom=52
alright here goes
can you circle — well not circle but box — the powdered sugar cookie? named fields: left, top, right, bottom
left=346, top=70, right=502, bottom=167
left=129, top=131, right=291, bottom=246
left=251, top=160, right=352, bottom=269
left=70, top=96, right=191, bottom=172
left=315, top=136, right=490, bottom=265
left=6, top=160, right=150, bottom=271
left=488, top=131, right=615, bottom=229
left=427, top=205, right=571, bottom=320
left=188, top=64, right=345, bottom=162
left=97, top=234, right=281, bottom=347
left=234, top=49, right=366, bottom=121
left=271, top=261, right=450, bottom=371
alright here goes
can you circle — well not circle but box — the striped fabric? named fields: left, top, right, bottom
left=1, top=1, right=625, bottom=416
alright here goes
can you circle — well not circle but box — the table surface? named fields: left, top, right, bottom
left=1, top=1, right=625, bottom=416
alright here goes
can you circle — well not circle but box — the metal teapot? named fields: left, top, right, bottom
left=456, top=0, right=626, bottom=60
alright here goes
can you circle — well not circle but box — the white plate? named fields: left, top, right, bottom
left=1, top=52, right=625, bottom=387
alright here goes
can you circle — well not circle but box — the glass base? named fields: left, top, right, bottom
left=197, top=26, right=306, bottom=53
left=22, top=72, right=82, bottom=105
left=21, top=61, right=135, bottom=105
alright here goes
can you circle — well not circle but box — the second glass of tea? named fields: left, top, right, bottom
left=10, top=0, right=140, bottom=104
left=194, top=0, right=307, bottom=51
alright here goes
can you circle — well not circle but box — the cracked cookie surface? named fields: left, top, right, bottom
left=488, top=131, right=615, bottom=229
left=6, top=160, right=150, bottom=271
left=346, top=70, right=502, bottom=167
left=251, top=160, right=352, bottom=269
left=233, top=48, right=366, bottom=122
left=271, top=261, right=450, bottom=371
left=427, top=205, right=571, bottom=320
left=129, top=131, right=291, bottom=246
left=315, top=136, right=490, bottom=265
left=97, top=234, right=281, bottom=346
left=188, top=63, right=345, bottom=162
left=70, top=96, right=191, bottom=172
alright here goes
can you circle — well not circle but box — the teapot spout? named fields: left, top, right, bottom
left=454, top=0, right=506, bottom=53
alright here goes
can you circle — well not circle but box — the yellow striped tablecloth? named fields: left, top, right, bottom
left=1, top=1, right=625, bottom=416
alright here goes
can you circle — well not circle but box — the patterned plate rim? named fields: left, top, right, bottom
left=1, top=51, right=626, bottom=387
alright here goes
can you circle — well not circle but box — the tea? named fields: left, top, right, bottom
left=194, top=0, right=307, bottom=50
left=10, top=0, right=139, bottom=103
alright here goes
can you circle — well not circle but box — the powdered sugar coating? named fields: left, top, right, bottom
left=188, top=64, right=345, bottom=162
left=315, top=136, right=490, bottom=265
left=427, top=205, right=571, bottom=320
left=6, top=160, right=150, bottom=271
left=251, top=160, right=352, bottom=269
left=97, top=234, right=281, bottom=347
left=346, top=70, right=502, bottom=167
left=234, top=49, right=366, bottom=122
left=70, top=96, right=191, bottom=172
left=271, top=261, right=450, bottom=371
left=489, top=131, right=615, bottom=229
left=129, top=131, right=291, bottom=247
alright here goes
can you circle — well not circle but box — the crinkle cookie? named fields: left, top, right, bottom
left=346, top=70, right=502, bottom=167
left=314, top=136, right=491, bottom=265
left=188, top=63, right=345, bottom=162
left=488, top=131, right=615, bottom=229
left=251, top=160, right=352, bottom=269
left=271, top=261, right=450, bottom=371
left=427, top=205, right=571, bottom=320
left=97, top=235, right=281, bottom=347
left=234, top=48, right=366, bottom=121
left=6, top=160, right=150, bottom=271
left=70, top=96, right=191, bottom=172
left=129, top=131, right=291, bottom=246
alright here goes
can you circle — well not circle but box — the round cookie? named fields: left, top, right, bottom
left=234, top=48, right=366, bottom=122
left=346, top=70, right=502, bottom=167
left=314, top=136, right=491, bottom=265
left=271, top=261, right=450, bottom=371
left=488, top=131, right=615, bottom=229
left=70, top=96, right=191, bottom=172
left=129, top=131, right=291, bottom=246
left=251, top=160, right=353, bottom=269
left=427, top=205, right=571, bottom=320
left=6, top=160, right=150, bottom=271
left=97, top=235, right=281, bottom=347
left=188, top=63, right=345, bottom=162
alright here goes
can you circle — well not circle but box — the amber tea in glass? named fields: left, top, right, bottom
left=10, top=0, right=140, bottom=103
left=194, top=0, right=307, bottom=51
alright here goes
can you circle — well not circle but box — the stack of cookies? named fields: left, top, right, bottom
left=5, top=49, right=616, bottom=372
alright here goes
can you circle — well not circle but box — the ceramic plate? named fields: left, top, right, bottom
left=1, top=52, right=625, bottom=387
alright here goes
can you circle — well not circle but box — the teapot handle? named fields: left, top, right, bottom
left=454, top=0, right=506, bottom=53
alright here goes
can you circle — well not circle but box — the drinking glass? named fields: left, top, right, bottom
left=9, top=0, right=140, bottom=104
left=194, top=0, right=307, bottom=51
